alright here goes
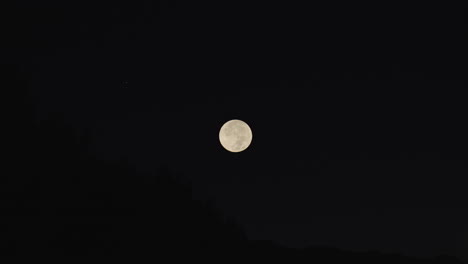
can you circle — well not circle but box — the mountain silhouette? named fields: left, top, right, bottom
left=2, top=65, right=465, bottom=263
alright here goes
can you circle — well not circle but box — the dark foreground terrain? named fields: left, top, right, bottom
left=2, top=65, right=465, bottom=263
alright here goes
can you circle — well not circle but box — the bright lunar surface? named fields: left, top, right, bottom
left=219, top=119, right=253, bottom=153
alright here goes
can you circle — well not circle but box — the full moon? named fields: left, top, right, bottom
left=219, top=119, right=253, bottom=153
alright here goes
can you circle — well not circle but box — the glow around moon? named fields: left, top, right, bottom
left=219, top=119, right=253, bottom=153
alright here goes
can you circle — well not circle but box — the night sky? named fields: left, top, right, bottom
left=4, top=1, right=467, bottom=261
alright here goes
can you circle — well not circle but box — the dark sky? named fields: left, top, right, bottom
left=6, top=1, right=467, bottom=261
